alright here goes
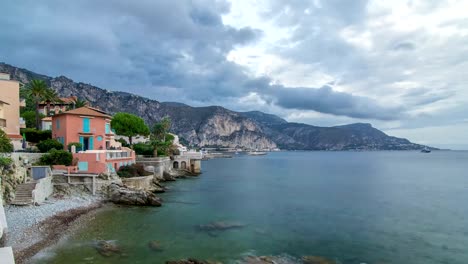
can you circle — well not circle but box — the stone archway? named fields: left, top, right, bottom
left=181, top=161, right=187, bottom=169
left=173, top=161, right=179, bottom=169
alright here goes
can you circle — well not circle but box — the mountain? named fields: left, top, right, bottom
left=0, top=62, right=429, bottom=150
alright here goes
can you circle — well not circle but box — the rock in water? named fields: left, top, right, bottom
left=95, top=240, right=121, bottom=257
left=148, top=240, right=163, bottom=251
left=302, top=256, right=336, bottom=264
left=197, top=221, right=245, bottom=231
left=166, top=258, right=210, bottom=264
left=108, top=183, right=162, bottom=206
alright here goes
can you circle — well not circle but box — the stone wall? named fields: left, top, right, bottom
left=136, top=156, right=172, bottom=180
left=121, top=176, right=153, bottom=190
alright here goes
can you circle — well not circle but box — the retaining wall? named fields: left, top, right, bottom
left=121, top=176, right=153, bottom=190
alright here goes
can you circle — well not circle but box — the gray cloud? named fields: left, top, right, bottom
left=0, top=0, right=463, bottom=130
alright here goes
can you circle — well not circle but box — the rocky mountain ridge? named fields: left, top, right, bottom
left=0, top=62, right=429, bottom=150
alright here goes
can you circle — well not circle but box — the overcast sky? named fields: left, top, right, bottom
left=1, top=0, right=467, bottom=149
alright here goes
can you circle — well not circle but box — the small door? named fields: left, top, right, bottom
left=78, top=162, right=88, bottom=171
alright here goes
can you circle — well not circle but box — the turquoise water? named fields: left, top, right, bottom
left=36, top=151, right=468, bottom=264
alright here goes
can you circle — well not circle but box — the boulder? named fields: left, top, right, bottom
left=108, top=183, right=162, bottom=206
left=163, top=171, right=176, bottom=181
left=166, top=259, right=218, bottom=264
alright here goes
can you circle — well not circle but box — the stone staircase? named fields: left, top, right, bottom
left=10, top=182, right=36, bottom=206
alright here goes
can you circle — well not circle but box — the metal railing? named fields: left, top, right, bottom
left=106, top=151, right=131, bottom=160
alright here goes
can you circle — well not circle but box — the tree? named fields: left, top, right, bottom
left=67, top=98, right=88, bottom=110
left=21, top=110, right=45, bottom=128
left=22, top=80, right=58, bottom=129
left=111, top=112, right=150, bottom=146
left=151, top=117, right=171, bottom=142
left=0, top=129, right=13, bottom=153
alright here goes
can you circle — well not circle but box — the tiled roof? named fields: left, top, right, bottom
left=55, top=106, right=111, bottom=118
left=41, top=117, right=52, bottom=121
left=40, top=96, right=78, bottom=105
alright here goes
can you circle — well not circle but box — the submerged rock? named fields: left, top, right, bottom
left=302, top=256, right=336, bottom=264
left=108, top=183, right=162, bottom=206
left=166, top=258, right=211, bottom=264
left=148, top=240, right=163, bottom=251
left=95, top=240, right=121, bottom=257
left=197, top=221, right=245, bottom=231
left=242, top=255, right=296, bottom=264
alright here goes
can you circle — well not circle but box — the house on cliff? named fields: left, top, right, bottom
left=51, top=106, right=135, bottom=174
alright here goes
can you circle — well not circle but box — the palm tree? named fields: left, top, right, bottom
left=43, top=88, right=61, bottom=116
left=23, top=80, right=54, bottom=130
left=73, top=98, right=88, bottom=109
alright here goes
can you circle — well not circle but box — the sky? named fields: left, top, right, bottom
left=1, top=0, right=467, bottom=149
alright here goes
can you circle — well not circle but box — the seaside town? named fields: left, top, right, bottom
left=0, top=73, right=205, bottom=263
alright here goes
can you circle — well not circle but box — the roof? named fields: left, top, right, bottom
left=41, top=117, right=52, bottom=121
left=39, top=96, right=78, bottom=105
left=54, top=106, right=111, bottom=118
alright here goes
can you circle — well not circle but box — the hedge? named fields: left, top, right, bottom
left=37, top=139, right=64, bottom=153
left=38, top=149, right=73, bottom=166
left=20, top=128, right=52, bottom=143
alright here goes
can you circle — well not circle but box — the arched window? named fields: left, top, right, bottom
left=181, top=161, right=187, bottom=169
left=173, top=161, right=179, bottom=169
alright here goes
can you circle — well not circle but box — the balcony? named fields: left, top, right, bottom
left=0, top=118, right=6, bottom=128
left=19, top=99, right=26, bottom=107
left=106, top=150, right=132, bottom=160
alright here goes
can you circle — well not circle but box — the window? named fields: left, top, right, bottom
left=105, top=123, right=110, bottom=134
left=83, top=118, right=90, bottom=133
left=56, top=119, right=60, bottom=130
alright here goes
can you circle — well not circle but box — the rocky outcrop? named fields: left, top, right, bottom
left=0, top=62, right=432, bottom=150
left=107, top=183, right=162, bottom=206
left=94, top=240, right=122, bottom=257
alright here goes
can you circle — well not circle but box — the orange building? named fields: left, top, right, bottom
left=0, top=73, right=25, bottom=150
left=52, top=106, right=135, bottom=174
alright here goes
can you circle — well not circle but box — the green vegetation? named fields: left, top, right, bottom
left=117, top=163, right=152, bottom=178
left=111, top=112, right=150, bottom=146
left=0, top=129, right=14, bottom=153
left=21, top=79, right=61, bottom=129
left=67, top=142, right=82, bottom=152
left=133, top=142, right=154, bottom=156
left=150, top=117, right=175, bottom=156
left=0, top=157, right=13, bottom=167
left=38, top=149, right=73, bottom=166
left=21, top=128, right=52, bottom=143
left=68, top=98, right=88, bottom=110
left=37, top=139, right=63, bottom=153
left=21, top=110, right=45, bottom=128
left=116, top=138, right=130, bottom=148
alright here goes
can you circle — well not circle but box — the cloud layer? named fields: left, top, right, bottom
left=1, top=0, right=467, bottom=147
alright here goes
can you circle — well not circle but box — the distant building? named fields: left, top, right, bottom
left=52, top=106, right=135, bottom=174
left=0, top=73, right=25, bottom=150
left=39, top=96, right=78, bottom=116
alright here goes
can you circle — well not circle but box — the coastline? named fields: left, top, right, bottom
left=5, top=196, right=105, bottom=264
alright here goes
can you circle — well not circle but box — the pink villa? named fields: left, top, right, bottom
left=52, top=106, right=136, bottom=174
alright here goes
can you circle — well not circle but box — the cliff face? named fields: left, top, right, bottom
left=0, top=62, right=429, bottom=150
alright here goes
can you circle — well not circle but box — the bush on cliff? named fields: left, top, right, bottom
left=0, top=129, right=14, bottom=153
left=38, top=149, right=73, bottom=166
left=133, top=143, right=154, bottom=156
left=117, top=163, right=152, bottom=178
left=37, top=139, right=64, bottom=153
left=20, top=128, right=52, bottom=143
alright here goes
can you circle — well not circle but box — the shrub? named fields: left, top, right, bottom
left=133, top=143, right=154, bottom=156
left=21, top=111, right=45, bottom=128
left=117, top=163, right=152, bottom=178
left=21, top=128, right=51, bottom=143
left=0, top=157, right=12, bottom=167
left=67, top=142, right=82, bottom=152
left=37, top=139, right=63, bottom=153
left=0, top=129, right=13, bottom=153
left=38, top=149, right=73, bottom=166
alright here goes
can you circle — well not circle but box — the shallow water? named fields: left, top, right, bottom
left=35, top=151, right=468, bottom=264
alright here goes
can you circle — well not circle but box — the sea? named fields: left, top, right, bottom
left=33, top=151, right=468, bottom=264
